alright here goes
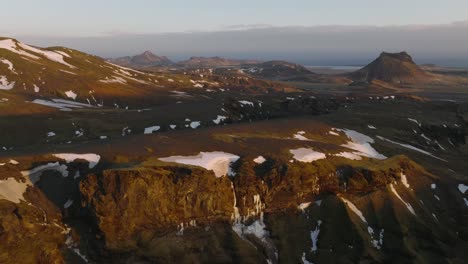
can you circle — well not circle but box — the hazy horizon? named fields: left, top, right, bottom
left=2, top=0, right=468, bottom=66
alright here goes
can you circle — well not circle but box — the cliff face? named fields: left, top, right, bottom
left=80, top=155, right=417, bottom=256
left=0, top=187, right=68, bottom=264
left=80, top=166, right=235, bottom=250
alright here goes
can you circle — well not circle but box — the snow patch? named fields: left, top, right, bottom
left=253, top=156, right=266, bottom=164
left=21, top=162, right=69, bottom=184
left=339, top=129, right=386, bottom=160
left=159, top=151, right=240, bottom=177
left=53, top=153, right=100, bottom=169
left=0, top=58, right=16, bottom=74
left=311, top=220, right=322, bottom=252
left=213, top=115, right=227, bottom=125
left=390, top=184, right=416, bottom=215
left=298, top=202, right=312, bottom=212
left=239, top=100, right=254, bottom=107
left=400, top=172, right=410, bottom=188
left=290, top=148, right=326, bottom=163
left=190, top=121, right=201, bottom=129
left=144, top=126, right=160, bottom=134
left=0, top=178, right=30, bottom=203
left=458, top=184, right=468, bottom=194
left=0, top=75, right=15, bottom=90
left=65, top=90, right=77, bottom=100
left=377, top=136, right=447, bottom=162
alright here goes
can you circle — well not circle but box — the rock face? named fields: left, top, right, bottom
left=80, top=155, right=417, bottom=259
left=0, top=190, right=68, bottom=264
left=350, top=51, right=430, bottom=85
left=80, top=166, right=235, bottom=250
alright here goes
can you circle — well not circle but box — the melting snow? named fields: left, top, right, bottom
left=0, top=75, right=15, bottom=90
left=253, top=156, right=266, bottom=164
left=290, top=148, right=326, bottom=163
left=0, top=58, right=16, bottom=74
left=53, top=153, right=100, bottom=169
left=311, top=220, right=322, bottom=252
left=65, top=90, right=77, bottom=100
left=334, top=152, right=362, bottom=160
left=458, top=184, right=468, bottom=194
left=239, top=100, right=254, bottom=107
left=190, top=121, right=201, bottom=129
left=340, top=197, right=367, bottom=223
left=33, top=84, right=40, bottom=93
left=63, top=199, right=74, bottom=209
left=390, top=184, right=416, bottom=215
left=159, top=151, right=240, bottom=177
left=298, top=202, right=312, bottom=212
left=31, top=98, right=93, bottom=111
left=47, top=132, right=56, bottom=137
left=21, top=162, right=69, bottom=184
left=99, top=76, right=127, bottom=84
left=301, top=253, right=313, bottom=264
left=144, top=126, right=160, bottom=134
left=377, top=136, right=447, bottom=162
left=339, top=129, right=386, bottom=160
left=0, top=178, right=30, bottom=203
left=17, top=42, right=76, bottom=68
left=408, top=118, right=422, bottom=127
left=400, top=172, right=410, bottom=188
left=213, top=115, right=227, bottom=124
left=368, top=125, right=377, bottom=129
left=431, top=183, right=436, bottom=190
left=0, top=39, right=40, bottom=59
left=293, top=131, right=312, bottom=141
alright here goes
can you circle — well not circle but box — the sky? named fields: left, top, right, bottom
left=2, top=0, right=468, bottom=36
left=2, top=0, right=468, bottom=66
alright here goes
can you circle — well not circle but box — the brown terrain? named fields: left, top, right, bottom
left=1, top=38, right=468, bottom=264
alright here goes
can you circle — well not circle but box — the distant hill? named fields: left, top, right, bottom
left=177, top=56, right=260, bottom=68
left=349, top=52, right=431, bottom=85
left=108, top=51, right=173, bottom=67
left=248, top=60, right=313, bottom=78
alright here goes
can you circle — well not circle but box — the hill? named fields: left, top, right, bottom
left=108, top=51, right=173, bottom=67
left=349, top=52, right=431, bottom=85
left=347, top=51, right=468, bottom=89
left=0, top=37, right=293, bottom=115
left=177, top=56, right=260, bottom=68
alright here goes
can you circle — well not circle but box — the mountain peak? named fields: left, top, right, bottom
left=350, top=51, right=428, bottom=85
left=109, top=51, right=173, bottom=67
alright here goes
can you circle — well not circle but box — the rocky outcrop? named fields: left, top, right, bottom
left=0, top=192, right=68, bottom=264
left=80, top=166, right=235, bottom=250
left=79, top=155, right=419, bottom=256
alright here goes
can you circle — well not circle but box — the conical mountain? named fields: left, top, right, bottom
left=350, top=52, right=430, bottom=85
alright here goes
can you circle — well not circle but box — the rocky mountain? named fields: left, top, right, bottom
left=349, top=52, right=429, bottom=84
left=108, top=51, right=174, bottom=67
left=0, top=37, right=292, bottom=116
left=177, top=56, right=260, bottom=68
